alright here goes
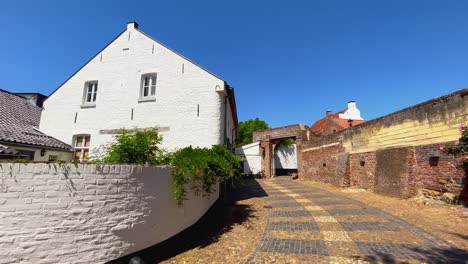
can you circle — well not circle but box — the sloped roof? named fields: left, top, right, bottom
left=310, top=109, right=364, bottom=135
left=0, top=89, right=72, bottom=150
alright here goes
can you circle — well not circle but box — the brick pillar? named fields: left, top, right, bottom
left=261, top=136, right=272, bottom=178
left=295, top=126, right=307, bottom=179
left=296, top=136, right=303, bottom=178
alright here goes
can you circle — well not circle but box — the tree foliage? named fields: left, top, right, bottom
left=237, top=118, right=269, bottom=147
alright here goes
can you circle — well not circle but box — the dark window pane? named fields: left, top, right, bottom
left=84, top=136, right=90, bottom=147
left=76, top=136, right=83, bottom=147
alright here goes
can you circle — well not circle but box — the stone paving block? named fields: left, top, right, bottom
left=328, top=209, right=374, bottom=216
left=266, top=191, right=284, bottom=195
left=355, top=242, right=428, bottom=261
left=258, top=238, right=329, bottom=256
left=269, top=202, right=303, bottom=208
left=268, top=195, right=295, bottom=201
left=334, top=215, right=387, bottom=223
left=328, top=256, right=369, bottom=264
left=268, top=221, right=320, bottom=231
left=304, top=205, right=324, bottom=211
left=349, top=231, right=423, bottom=244
left=341, top=221, right=400, bottom=231
left=313, top=200, right=352, bottom=206
left=249, top=252, right=331, bottom=264
left=322, top=231, right=353, bottom=242
left=325, top=242, right=362, bottom=258
left=294, top=198, right=310, bottom=203
left=314, top=216, right=338, bottom=223
left=267, top=230, right=322, bottom=240
left=301, top=194, right=331, bottom=199
left=270, top=210, right=312, bottom=217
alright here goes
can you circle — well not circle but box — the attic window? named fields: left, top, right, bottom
left=138, top=73, right=157, bottom=102
left=81, top=81, right=98, bottom=107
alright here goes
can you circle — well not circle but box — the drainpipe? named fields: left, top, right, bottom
left=224, top=95, right=228, bottom=146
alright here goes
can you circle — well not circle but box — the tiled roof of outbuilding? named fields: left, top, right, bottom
left=310, top=109, right=365, bottom=135
left=0, top=89, right=72, bottom=150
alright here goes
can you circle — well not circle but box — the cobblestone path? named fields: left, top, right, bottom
left=244, top=177, right=468, bottom=264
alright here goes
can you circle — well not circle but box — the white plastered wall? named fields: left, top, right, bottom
left=274, top=144, right=297, bottom=169
left=235, top=142, right=261, bottom=175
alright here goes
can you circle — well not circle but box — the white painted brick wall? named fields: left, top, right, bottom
left=0, top=162, right=219, bottom=263
left=39, top=23, right=236, bottom=154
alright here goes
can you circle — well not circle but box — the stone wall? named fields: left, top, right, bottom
left=300, top=89, right=468, bottom=201
left=0, top=163, right=219, bottom=263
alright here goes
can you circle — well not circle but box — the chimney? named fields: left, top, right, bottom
left=326, top=110, right=333, bottom=117
left=348, top=101, right=356, bottom=109
left=127, top=21, right=139, bottom=30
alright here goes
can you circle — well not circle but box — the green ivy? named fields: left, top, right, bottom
left=171, top=145, right=242, bottom=206
left=446, top=123, right=468, bottom=169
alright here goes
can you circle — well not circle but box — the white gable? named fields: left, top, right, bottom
left=40, top=22, right=236, bottom=154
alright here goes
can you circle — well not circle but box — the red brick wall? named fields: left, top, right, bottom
left=299, top=141, right=467, bottom=201
left=301, top=144, right=349, bottom=186
left=410, top=143, right=465, bottom=196
left=349, top=152, right=376, bottom=191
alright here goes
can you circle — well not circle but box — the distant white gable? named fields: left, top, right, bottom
left=338, top=101, right=364, bottom=120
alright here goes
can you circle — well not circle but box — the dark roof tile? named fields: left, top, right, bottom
left=0, top=89, right=71, bottom=150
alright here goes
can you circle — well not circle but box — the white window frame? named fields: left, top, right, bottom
left=73, top=135, right=91, bottom=161
left=139, top=73, right=157, bottom=102
left=82, top=81, right=98, bottom=106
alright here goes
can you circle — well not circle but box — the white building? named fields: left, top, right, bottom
left=40, top=22, right=238, bottom=160
left=235, top=141, right=262, bottom=175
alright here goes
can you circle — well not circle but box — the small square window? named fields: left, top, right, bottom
left=140, top=74, right=157, bottom=100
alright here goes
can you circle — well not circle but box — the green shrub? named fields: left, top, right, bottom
left=171, top=145, right=242, bottom=206
left=100, top=128, right=167, bottom=164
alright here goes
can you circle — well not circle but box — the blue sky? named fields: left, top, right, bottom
left=1, top=0, right=467, bottom=128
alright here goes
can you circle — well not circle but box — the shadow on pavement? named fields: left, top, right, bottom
left=108, top=179, right=267, bottom=264
left=360, top=245, right=468, bottom=264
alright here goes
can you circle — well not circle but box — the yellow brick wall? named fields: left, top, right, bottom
left=342, top=93, right=468, bottom=154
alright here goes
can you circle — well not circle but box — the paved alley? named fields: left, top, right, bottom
left=244, top=177, right=467, bottom=264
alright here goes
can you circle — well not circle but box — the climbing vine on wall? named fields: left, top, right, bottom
left=446, top=123, right=468, bottom=169
left=171, top=145, right=242, bottom=206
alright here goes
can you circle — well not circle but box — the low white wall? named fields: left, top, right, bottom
left=235, top=142, right=262, bottom=175
left=0, top=163, right=219, bottom=263
left=274, top=144, right=297, bottom=169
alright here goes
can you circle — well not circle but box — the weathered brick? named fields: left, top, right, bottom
left=0, top=192, right=20, bottom=198
left=43, top=203, right=68, bottom=210
left=34, top=185, right=61, bottom=192
left=96, top=179, right=119, bottom=185
left=16, top=204, right=42, bottom=211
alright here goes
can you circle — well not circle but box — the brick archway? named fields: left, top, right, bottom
left=253, top=124, right=309, bottom=178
